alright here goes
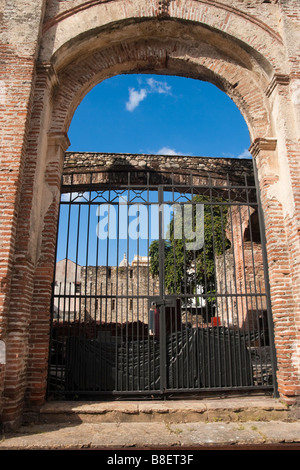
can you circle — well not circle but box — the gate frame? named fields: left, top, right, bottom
left=47, top=155, right=279, bottom=399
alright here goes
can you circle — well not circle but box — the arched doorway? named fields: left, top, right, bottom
left=48, top=153, right=277, bottom=399
left=7, top=4, right=298, bottom=422
left=47, top=72, right=277, bottom=399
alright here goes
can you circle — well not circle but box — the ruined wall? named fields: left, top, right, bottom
left=53, top=260, right=159, bottom=325
left=80, top=264, right=159, bottom=324
left=1, top=0, right=300, bottom=428
left=215, top=206, right=266, bottom=330
left=0, top=0, right=47, bottom=427
left=63, top=152, right=254, bottom=180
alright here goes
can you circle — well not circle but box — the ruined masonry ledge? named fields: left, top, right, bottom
left=39, top=397, right=292, bottom=424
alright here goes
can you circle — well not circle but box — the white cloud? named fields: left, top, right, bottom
left=125, top=78, right=172, bottom=112
left=221, top=149, right=252, bottom=159
left=126, top=88, right=147, bottom=111
left=221, top=152, right=234, bottom=158
left=60, top=192, right=89, bottom=202
left=146, top=78, right=172, bottom=95
left=60, top=193, right=70, bottom=202
left=156, top=146, right=182, bottom=156
left=236, top=149, right=252, bottom=159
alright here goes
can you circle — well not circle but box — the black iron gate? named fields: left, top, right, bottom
left=48, top=159, right=277, bottom=399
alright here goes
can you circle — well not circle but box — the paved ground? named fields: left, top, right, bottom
left=1, top=420, right=300, bottom=450
left=0, top=397, right=299, bottom=451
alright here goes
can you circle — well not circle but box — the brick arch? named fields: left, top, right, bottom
left=39, top=16, right=279, bottom=410
left=49, top=34, right=272, bottom=142
left=41, top=0, right=288, bottom=144
left=41, top=0, right=287, bottom=75
left=40, top=12, right=299, bottom=410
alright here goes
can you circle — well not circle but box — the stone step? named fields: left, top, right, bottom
left=38, top=396, right=291, bottom=425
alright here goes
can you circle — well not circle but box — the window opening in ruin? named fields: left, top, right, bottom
left=244, top=210, right=261, bottom=243
left=75, top=282, right=81, bottom=294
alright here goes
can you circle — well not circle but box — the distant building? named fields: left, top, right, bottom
left=53, top=255, right=159, bottom=324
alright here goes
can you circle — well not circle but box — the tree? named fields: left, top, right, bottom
left=149, top=195, right=231, bottom=304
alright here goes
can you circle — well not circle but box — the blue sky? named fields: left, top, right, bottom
left=68, top=74, right=251, bottom=159
left=58, top=74, right=252, bottom=266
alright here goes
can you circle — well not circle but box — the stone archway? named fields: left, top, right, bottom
left=1, top=0, right=300, bottom=429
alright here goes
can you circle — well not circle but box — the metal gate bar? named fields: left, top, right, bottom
left=48, top=163, right=277, bottom=399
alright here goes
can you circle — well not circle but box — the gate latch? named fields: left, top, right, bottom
left=149, top=297, right=177, bottom=308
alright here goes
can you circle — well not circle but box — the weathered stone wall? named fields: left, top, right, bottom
left=80, top=264, right=159, bottom=324
left=54, top=263, right=159, bottom=324
left=62, top=151, right=255, bottom=187
left=1, top=0, right=300, bottom=428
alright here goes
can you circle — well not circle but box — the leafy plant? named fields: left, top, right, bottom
left=149, top=195, right=231, bottom=306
